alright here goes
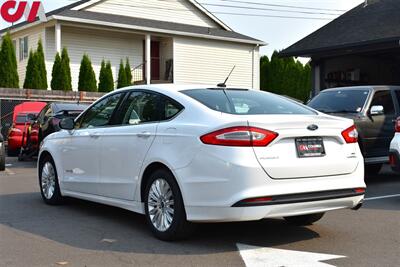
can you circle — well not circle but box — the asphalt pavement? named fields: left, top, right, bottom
left=0, top=157, right=399, bottom=267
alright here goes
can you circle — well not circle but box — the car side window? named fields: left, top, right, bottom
left=395, top=91, right=400, bottom=108
left=121, top=92, right=160, bottom=125
left=37, top=106, right=48, bottom=123
left=370, top=91, right=395, bottom=115
left=77, top=93, right=123, bottom=129
left=161, top=97, right=183, bottom=120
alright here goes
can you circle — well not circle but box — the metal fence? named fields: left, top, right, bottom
left=0, top=88, right=105, bottom=140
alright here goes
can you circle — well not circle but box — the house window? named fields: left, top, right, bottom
left=19, top=36, right=28, bottom=61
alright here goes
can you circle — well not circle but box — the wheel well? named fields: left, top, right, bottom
left=38, top=151, right=52, bottom=166
left=140, top=162, right=172, bottom=202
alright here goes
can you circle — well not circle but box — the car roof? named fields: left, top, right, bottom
left=116, top=84, right=251, bottom=93
left=321, top=85, right=400, bottom=92
left=52, top=102, right=89, bottom=112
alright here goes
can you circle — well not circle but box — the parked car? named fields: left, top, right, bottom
left=38, top=85, right=366, bottom=241
left=0, top=133, right=5, bottom=171
left=308, top=86, right=400, bottom=174
left=7, top=102, right=47, bottom=156
left=30, top=102, right=89, bottom=150
left=389, top=117, right=400, bottom=172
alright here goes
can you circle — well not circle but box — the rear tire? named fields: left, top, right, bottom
left=365, top=164, right=383, bottom=176
left=0, top=146, right=5, bottom=171
left=39, top=155, right=64, bottom=205
left=144, top=168, right=194, bottom=241
left=284, top=212, right=325, bottom=226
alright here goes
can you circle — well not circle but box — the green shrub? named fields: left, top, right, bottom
left=117, top=59, right=127, bottom=89
left=0, top=33, right=19, bottom=88
left=60, top=48, right=72, bottom=91
left=51, top=52, right=62, bottom=90
left=78, top=54, right=97, bottom=92
left=98, top=60, right=114, bottom=92
left=125, top=58, right=132, bottom=86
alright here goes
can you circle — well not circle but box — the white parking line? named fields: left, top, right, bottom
left=364, top=194, right=400, bottom=201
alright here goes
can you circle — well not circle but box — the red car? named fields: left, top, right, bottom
left=7, top=102, right=47, bottom=156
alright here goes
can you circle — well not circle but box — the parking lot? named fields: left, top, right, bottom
left=0, top=157, right=399, bottom=267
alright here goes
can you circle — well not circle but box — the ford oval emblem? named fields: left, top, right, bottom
left=307, top=124, right=319, bottom=131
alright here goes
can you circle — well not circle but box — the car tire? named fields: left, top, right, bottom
left=144, top=168, right=195, bottom=241
left=7, top=149, right=19, bottom=157
left=39, top=155, right=64, bottom=205
left=284, top=212, right=325, bottom=226
left=0, top=146, right=5, bottom=171
left=365, top=164, right=383, bottom=176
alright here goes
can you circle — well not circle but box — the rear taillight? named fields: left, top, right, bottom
left=395, top=117, right=400, bottom=133
left=389, top=154, right=396, bottom=166
left=341, top=125, right=358, bottom=143
left=200, top=126, right=278, bottom=147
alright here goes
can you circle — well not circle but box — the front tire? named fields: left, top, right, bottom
left=39, top=155, right=64, bottom=205
left=144, top=169, right=194, bottom=241
left=284, top=212, right=325, bottom=226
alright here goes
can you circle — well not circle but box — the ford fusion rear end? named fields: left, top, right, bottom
left=177, top=89, right=365, bottom=222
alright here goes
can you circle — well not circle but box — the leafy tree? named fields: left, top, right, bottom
left=117, top=59, right=127, bottom=89
left=125, top=58, right=132, bottom=86
left=36, top=39, right=47, bottom=89
left=60, top=47, right=72, bottom=91
left=51, top=52, right=62, bottom=90
left=98, top=60, right=114, bottom=92
left=0, top=33, right=19, bottom=88
left=78, top=54, right=97, bottom=92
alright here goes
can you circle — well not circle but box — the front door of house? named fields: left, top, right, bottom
left=151, top=41, right=160, bottom=80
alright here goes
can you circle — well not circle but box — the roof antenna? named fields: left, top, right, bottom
left=217, top=65, right=236, bottom=88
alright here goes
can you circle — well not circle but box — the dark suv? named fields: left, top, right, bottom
left=308, top=86, right=400, bottom=174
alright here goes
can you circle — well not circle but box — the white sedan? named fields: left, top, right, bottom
left=38, top=85, right=366, bottom=240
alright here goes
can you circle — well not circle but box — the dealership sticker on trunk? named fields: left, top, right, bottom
left=295, top=137, right=326, bottom=158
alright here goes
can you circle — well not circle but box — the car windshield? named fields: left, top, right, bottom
left=181, top=89, right=316, bottom=115
left=308, top=89, right=370, bottom=113
left=16, top=114, right=28, bottom=124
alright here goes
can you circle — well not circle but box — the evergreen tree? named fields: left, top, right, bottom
left=0, top=33, right=19, bottom=88
left=23, top=50, right=41, bottom=89
left=98, top=60, right=114, bottom=92
left=78, top=54, right=97, bottom=92
left=36, top=39, right=47, bottom=89
left=60, top=47, right=72, bottom=91
left=117, top=60, right=127, bottom=89
left=125, top=58, right=132, bottom=86
left=51, top=52, right=62, bottom=90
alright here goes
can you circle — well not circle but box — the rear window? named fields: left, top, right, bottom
left=181, top=89, right=315, bottom=115
left=308, top=89, right=370, bottom=113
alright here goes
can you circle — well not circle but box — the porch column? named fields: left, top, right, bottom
left=145, top=34, right=151, bottom=85
left=55, top=23, right=61, bottom=54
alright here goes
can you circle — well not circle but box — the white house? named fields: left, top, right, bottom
left=1, top=0, right=265, bottom=91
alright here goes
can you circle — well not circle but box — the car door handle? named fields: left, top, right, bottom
left=137, top=132, right=152, bottom=138
left=89, top=132, right=100, bottom=138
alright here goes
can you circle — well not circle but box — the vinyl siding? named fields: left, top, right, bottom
left=46, top=26, right=144, bottom=91
left=173, top=37, right=259, bottom=89
left=10, top=25, right=45, bottom=88
left=85, top=0, right=219, bottom=28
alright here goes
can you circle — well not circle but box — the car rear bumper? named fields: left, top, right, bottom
left=186, top=195, right=364, bottom=222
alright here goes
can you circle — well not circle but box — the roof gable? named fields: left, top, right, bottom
left=281, top=0, right=400, bottom=57
left=71, top=0, right=231, bottom=30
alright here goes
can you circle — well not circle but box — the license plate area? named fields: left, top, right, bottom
left=295, top=137, right=326, bottom=158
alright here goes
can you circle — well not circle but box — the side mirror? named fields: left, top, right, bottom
left=59, top=117, right=75, bottom=130
left=370, top=105, right=384, bottom=116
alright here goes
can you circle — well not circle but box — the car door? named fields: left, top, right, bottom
left=362, top=90, right=396, bottom=158
left=61, top=93, right=125, bottom=195
left=97, top=90, right=161, bottom=201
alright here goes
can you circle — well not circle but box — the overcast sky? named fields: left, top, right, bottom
left=1, top=0, right=365, bottom=58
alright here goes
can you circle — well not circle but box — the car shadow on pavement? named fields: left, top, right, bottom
left=0, top=192, right=321, bottom=255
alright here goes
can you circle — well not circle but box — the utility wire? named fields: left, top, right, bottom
left=213, top=0, right=347, bottom=12
left=213, top=12, right=331, bottom=20
left=200, top=3, right=341, bottom=16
